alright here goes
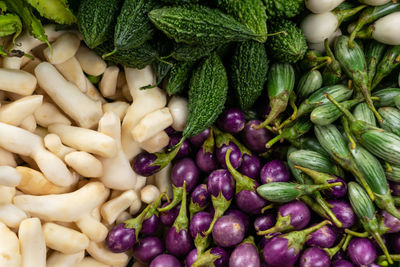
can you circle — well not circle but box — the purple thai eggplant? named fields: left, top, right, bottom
left=203, top=169, right=235, bottom=235
left=254, top=214, right=276, bottom=232
left=158, top=158, right=199, bottom=212
left=327, top=199, right=356, bottom=228
left=229, top=236, right=260, bottom=267
left=160, top=202, right=180, bottom=226
left=225, top=149, right=268, bottom=214
left=225, top=209, right=251, bottom=232
left=260, top=160, right=291, bottom=184
left=189, top=184, right=210, bottom=219
left=212, top=215, right=245, bottom=247
left=189, top=128, right=210, bottom=147
left=263, top=220, right=331, bottom=267
left=300, top=247, right=331, bottom=267
left=133, top=236, right=164, bottom=264
left=217, top=108, right=246, bottom=133
left=390, top=181, right=400, bottom=196
left=186, top=248, right=198, bottom=267
left=190, top=247, right=229, bottom=267
left=189, top=211, right=212, bottom=255
left=243, top=120, right=271, bottom=153
left=142, top=194, right=165, bottom=235
left=332, top=260, right=355, bottom=267
left=165, top=183, right=193, bottom=258
left=306, top=224, right=337, bottom=248
left=150, top=254, right=182, bottom=267
left=239, top=154, right=261, bottom=179
left=347, top=238, right=377, bottom=266
left=380, top=209, right=400, bottom=233
left=195, top=128, right=218, bottom=173
left=257, top=200, right=310, bottom=235
left=168, top=133, right=191, bottom=159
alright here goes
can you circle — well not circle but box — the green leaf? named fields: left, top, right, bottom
left=0, top=1, right=7, bottom=13
left=0, top=13, right=22, bottom=42
left=26, top=0, right=77, bottom=25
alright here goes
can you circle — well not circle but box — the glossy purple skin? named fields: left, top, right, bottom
left=207, top=169, right=235, bottom=200
left=212, top=215, right=245, bottom=247
left=189, top=212, right=212, bottom=238
left=332, top=250, right=346, bottom=262
left=160, top=202, right=180, bottom=226
left=239, top=154, right=261, bottom=179
left=391, top=232, right=400, bottom=253
left=191, top=184, right=210, bottom=208
left=390, top=181, right=400, bottom=196
left=381, top=210, right=400, bottom=233
left=106, top=223, right=136, bottom=253
left=243, top=120, right=271, bottom=153
left=229, top=243, right=260, bottom=267
left=133, top=152, right=159, bottom=177
left=165, top=227, right=193, bottom=257
left=189, top=128, right=210, bottom=147
left=150, top=254, right=182, bottom=267
left=260, top=160, right=290, bottom=184
left=306, top=224, right=336, bottom=248
left=217, top=108, right=246, bottom=133
left=141, top=214, right=159, bottom=235
left=235, top=189, right=267, bottom=215
left=185, top=247, right=229, bottom=267
left=225, top=209, right=250, bottom=232
left=216, top=142, right=242, bottom=169
left=327, top=200, right=355, bottom=228
left=348, top=238, right=377, bottom=266
left=171, top=158, right=199, bottom=192
left=263, top=237, right=298, bottom=267
left=186, top=248, right=197, bottom=267
left=196, top=148, right=219, bottom=173
left=254, top=214, right=276, bottom=232
left=300, top=247, right=331, bottom=267
left=279, top=200, right=311, bottom=230
left=165, top=126, right=176, bottom=135
left=332, top=260, right=355, bottom=267
left=167, top=134, right=191, bottom=159
left=133, top=236, right=164, bottom=264
left=324, top=177, right=347, bottom=198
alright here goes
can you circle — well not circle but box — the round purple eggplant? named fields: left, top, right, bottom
left=212, top=215, right=245, bottom=247
left=300, top=247, right=331, bottom=267
left=306, top=224, right=337, bottom=248
left=160, top=202, right=180, bottom=226
left=150, top=254, right=182, bottom=267
left=133, top=152, right=159, bottom=177
left=258, top=200, right=310, bottom=235
left=254, top=214, right=276, bottom=232
left=391, top=232, right=400, bottom=253
left=324, top=177, right=347, bottom=199
left=216, top=141, right=242, bottom=169
left=381, top=209, right=400, bottom=233
left=133, top=236, right=164, bottom=264
left=141, top=214, right=159, bottom=236
left=332, top=259, right=355, bottom=267
left=238, top=154, right=261, bottom=180
left=168, top=133, right=191, bottom=159
left=260, top=160, right=290, bottom=184
left=243, top=120, right=271, bottom=153
left=229, top=238, right=260, bottom=267
left=186, top=248, right=198, bottom=267
left=217, top=108, right=246, bottom=133
left=225, top=209, right=251, bottom=232
left=106, top=223, right=136, bottom=253
left=189, top=247, right=229, bottom=267
left=196, top=147, right=218, bottom=173
left=189, top=184, right=210, bottom=219
left=164, top=126, right=176, bottom=136
left=189, top=212, right=212, bottom=239
left=327, top=199, right=355, bottom=228
left=390, top=181, right=400, bottom=196
left=348, top=238, right=377, bottom=266
left=189, top=128, right=210, bottom=147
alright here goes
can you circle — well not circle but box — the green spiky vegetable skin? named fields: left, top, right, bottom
left=231, top=40, right=269, bottom=110
left=217, top=0, right=267, bottom=42
left=263, top=0, right=304, bottom=19
left=266, top=19, right=308, bottom=64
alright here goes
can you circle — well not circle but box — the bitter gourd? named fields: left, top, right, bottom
left=166, top=61, right=195, bottom=96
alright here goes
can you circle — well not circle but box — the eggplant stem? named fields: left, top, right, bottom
left=385, top=161, right=393, bottom=173
left=314, top=193, right=343, bottom=228
left=342, top=234, right=353, bottom=251
left=265, top=134, right=282, bottom=148
left=372, top=231, right=393, bottom=264
left=261, top=204, right=274, bottom=213
left=344, top=229, right=369, bottom=237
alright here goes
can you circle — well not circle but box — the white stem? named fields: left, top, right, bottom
left=19, top=218, right=46, bottom=267
left=43, top=33, right=81, bottom=65
left=0, top=222, right=20, bottom=267
left=55, top=57, right=87, bottom=93
left=43, top=222, right=89, bottom=254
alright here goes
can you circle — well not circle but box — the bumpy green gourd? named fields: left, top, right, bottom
left=263, top=0, right=304, bottom=19
left=172, top=43, right=215, bottom=62
left=77, top=0, right=120, bottom=49
left=217, top=0, right=267, bottom=42
left=183, top=53, right=228, bottom=138
left=266, top=19, right=307, bottom=63
left=166, top=61, right=195, bottom=96
left=231, top=40, right=269, bottom=110
left=148, top=5, right=261, bottom=46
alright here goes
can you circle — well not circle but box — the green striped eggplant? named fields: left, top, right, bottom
left=296, top=70, right=323, bottom=101
left=353, top=102, right=377, bottom=126
left=350, top=145, right=400, bottom=219
left=373, top=88, right=400, bottom=107
left=322, top=39, right=343, bottom=86
left=266, top=117, right=312, bottom=148
left=395, top=94, right=400, bottom=109
left=311, top=98, right=363, bottom=126
left=372, top=45, right=400, bottom=90
left=299, top=50, right=330, bottom=71
left=385, top=163, right=400, bottom=182
left=290, top=137, right=330, bottom=157
left=365, top=40, right=386, bottom=87
left=334, top=35, right=382, bottom=121
left=348, top=182, right=393, bottom=264
left=379, top=107, right=400, bottom=136
left=256, top=63, right=295, bottom=129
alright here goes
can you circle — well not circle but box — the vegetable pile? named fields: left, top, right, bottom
left=2, top=0, right=400, bottom=266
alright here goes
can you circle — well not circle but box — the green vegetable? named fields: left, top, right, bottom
left=166, top=61, right=195, bottom=96
left=348, top=182, right=392, bottom=264
left=378, top=107, right=400, bottom=136
left=26, top=0, right=77, bottom=25
left=311, top=98, right=363, bottom=126
left=299, top=50, right=330, bottom=71
left=256, top=63, right=295, bottom=129
left=266, top=117, right=312, bottom=148
left=385, top=163, right=400, bottom=182
left=183, top=53, right=228, bottom=138
left=322, top=39, right=343, bottom=86
left=334, top=35, right=381, bottom=122
left=217, top=0, right=267, bottom=42
left=266, top=19, right=307, bottom=64
left=231, top=40, right=269, bottom=110
left=353, top=102, right=376, bottom=127
left=94, top=41, right=157, bottom=69
left=293, top=165, right=343, bottom=193
left=4, top=0, right=50, bottom=48
left=77, top=0, right=120, bottom=48
left=395, top=94, right=400, bottom=109
left=172, top=43, right=214, bottom=62
left=263, top=0, right=304, bottom=19
left=296, top=70, right=323, bottom=101
left=0, top=1, right=6, bottom=12
left=0, top=13, right=22, bottom=42
left=290, top=137, right=330, bottom=158
left=148, top=5, right=261, bottom=46
left=365, top=40, right=386, bottom=87
left=373, top=88, right=400, bottom=107
left=371, top=45, right=400, bottom=90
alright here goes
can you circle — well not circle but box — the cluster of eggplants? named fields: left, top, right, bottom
left=109, top=96, right=400, bottom=267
